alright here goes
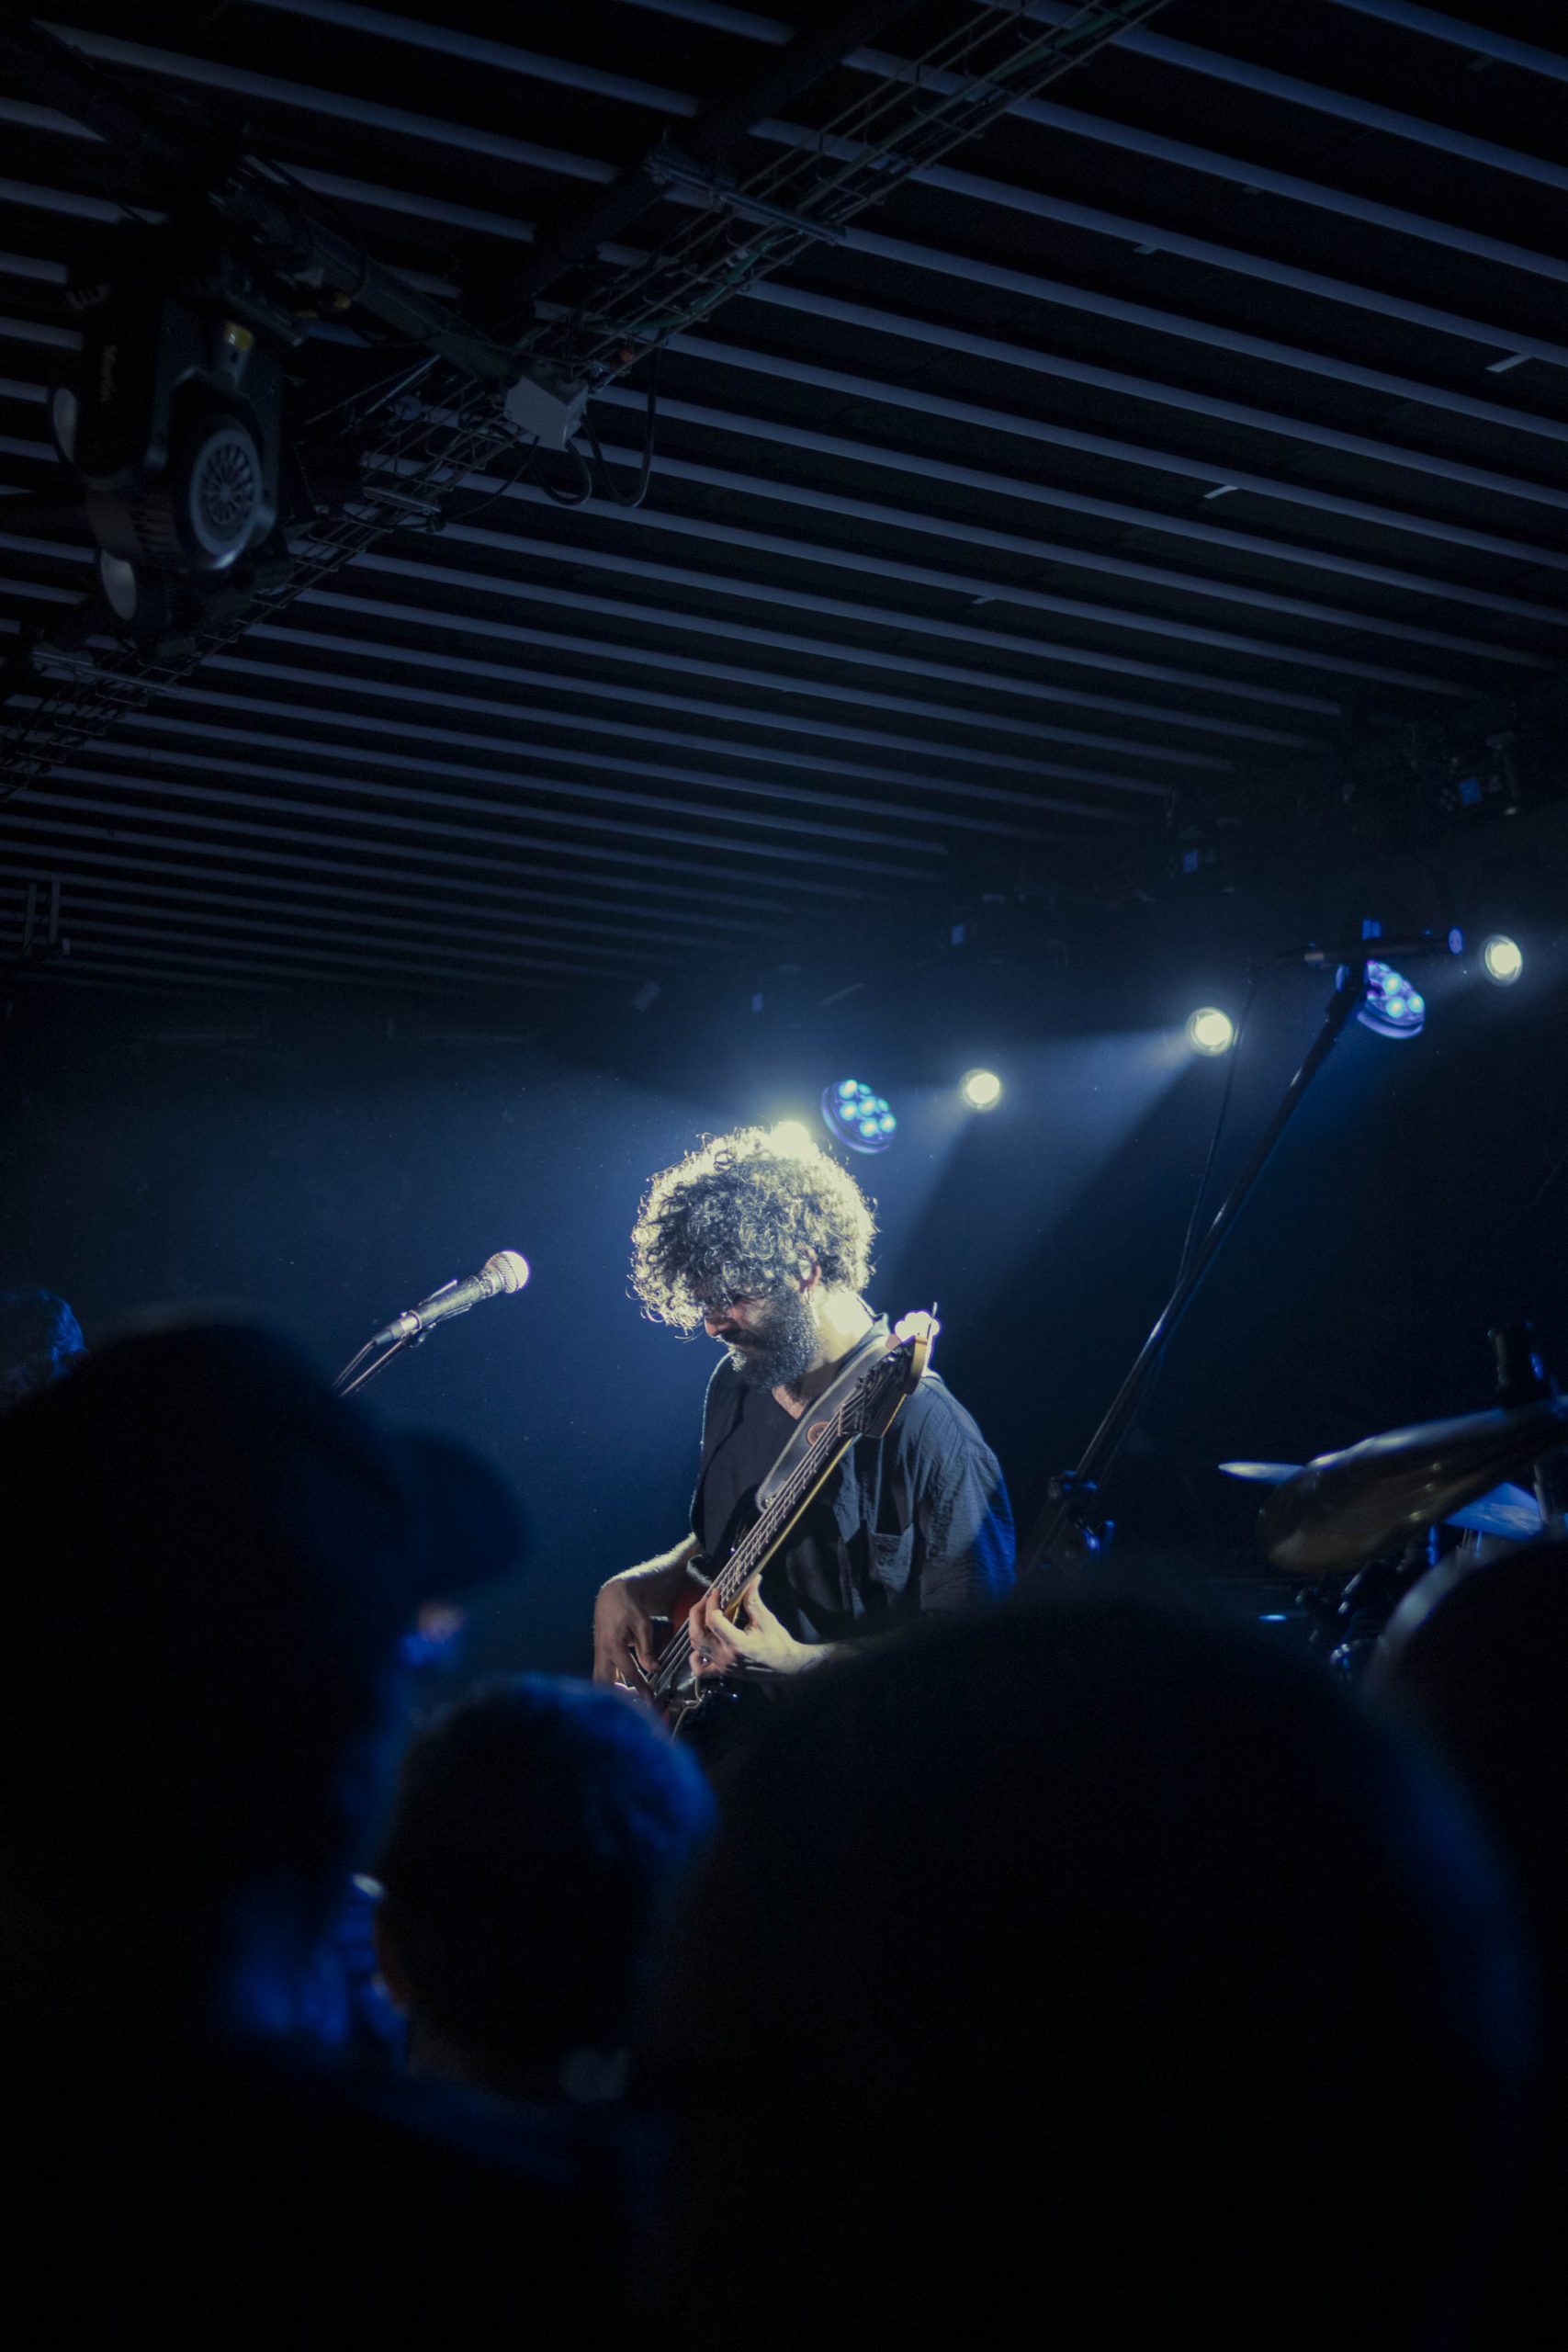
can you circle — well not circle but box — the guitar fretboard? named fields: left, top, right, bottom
left=650, top=1345, right=907, bottom=1699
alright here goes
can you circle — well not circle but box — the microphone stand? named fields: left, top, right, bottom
left=1020, top=960, right=1370, bottom=1581
left=332, top=1327, right=425, bottom=1401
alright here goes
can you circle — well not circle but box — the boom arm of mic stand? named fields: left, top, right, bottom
left=333, top=1328, right=425, bottom=1400
left=1020, top=965, right=1369, bottom=1581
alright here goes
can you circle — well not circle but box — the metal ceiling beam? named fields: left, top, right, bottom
left=35, top=26, right=617, bottom=193
left=836, top=222, right=1568, bottom=450
left=34, top=18, right=1568, bottom=358
left=0, top=799, right=800, bottom=934
left=571, top=424, right=1556, bottom=661
left=848, top=63, right=1568, bottom=291
left=0, top=859, right=698, bottom=964
left=1010, top=0, right=1568, bottom=192
left=83, top=728, right=940, bottom=879
left=0, top=558, right=1306, bottom=755
left=24, top=751, right=893, bottom=901
left=252, top=618, right=1238, bottom=769
left=289, top=582, right=1313, bottom=747
left=211, top=649, right=1175, bottom=804
left=144, top=673, right=1106, bottom=830
left=1324, top=0, right=1568, bottom=85
left=13, top=50, right=1567, bottom=539
left=353, top=541, right=1348, bottom=712
left=0, top=957, right=297, bottom=998
left=19, top=269, right=1566, bottom=612
left=14, top=916, right=546, bottom=990
left=592, top=380, right=1568, bottom=627
left=1020, top=0, right=1568, bottom=194
left=286, top=152, right=1568, bottom=378
left=40, top=899, right=638, bottom=981
left=485, top=0, right=928, bottom=319
left=464, top=496, right=1491, bottom=695
left=232, top=0, right=1568, bottom=380
left=731, top=278, right=1568, bottom=516
left=616, top=3, right=1568, bottom=286
left=15, top=884, right=646, bottom=978
left=655, top=330, right=1568, bottom=576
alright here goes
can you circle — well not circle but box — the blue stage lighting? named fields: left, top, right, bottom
left=821, top=1079, right=897, bottom=1154
left=1483, top=934, right=1523, bottom=986
left=1186, top=1006, right=1235, bottom=1056
left=1347, top=958, right=1425, bottom=1040
left=960, top=1068, right=1003, bottom=1111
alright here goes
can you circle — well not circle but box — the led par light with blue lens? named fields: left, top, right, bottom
left=821, top=1079, right=897, bottom=1154
left=1340, top=957, right=1426, bottom=1040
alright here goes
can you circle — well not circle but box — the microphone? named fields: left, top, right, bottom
left=1285, top=928, right=1464, bottom=968
left=372, top=1250, right=530, bottom=1347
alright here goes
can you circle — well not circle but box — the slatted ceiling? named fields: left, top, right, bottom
left=1, top=2, right=1567, bottom=1004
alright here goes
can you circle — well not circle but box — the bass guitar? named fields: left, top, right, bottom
left=647, top=1313, right=937, bottom=1736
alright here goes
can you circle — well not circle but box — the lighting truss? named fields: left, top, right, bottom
left=519, top=0, right=1178, bottom=375
left=0, top=0, right=1171, bottom=801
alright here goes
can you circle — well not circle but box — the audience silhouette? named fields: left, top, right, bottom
left=0, top=1317, right=622, bottom=2339
left=373, top=1674, right=713, bottom=2104
left=1371, top=1535, right=1568, bottom=2351
left=0, top=1311, right=1548, bottom=2349
left=641, top=1592, right=1535, bottom=2352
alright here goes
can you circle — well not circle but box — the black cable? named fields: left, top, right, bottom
left=434, top=438, right=537, bottom=529
left=536, top=439, right=596, bottom=508
left=1176, top=962, right=1262, bottom=1287
left=582, top=348, right=660, bottom=510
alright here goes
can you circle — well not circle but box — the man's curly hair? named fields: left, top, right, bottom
left=631, top=1127, right=877, bottom=1329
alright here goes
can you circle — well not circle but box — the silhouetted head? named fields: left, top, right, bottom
left=0, top=1315, right=523, bottom=2037
left=645, top=1593, right=1532, bottom=2352
left=374, top=1676, right=714, bottom=2101
left=1372, top=1537, right=1568, bottom=2084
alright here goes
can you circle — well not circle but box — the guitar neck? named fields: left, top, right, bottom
left=711, top=1424, right=860, bottom=1609
left=710, top=1344, right=915, bottom=1609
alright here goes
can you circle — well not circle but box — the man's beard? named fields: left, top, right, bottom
left=722, top=1287, right=818, bottom=1392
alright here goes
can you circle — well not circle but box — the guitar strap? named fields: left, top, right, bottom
left=754, top=1316, right=892, bottom=1509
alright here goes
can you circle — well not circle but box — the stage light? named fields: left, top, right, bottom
left=768, top=1119, right=814, bottom=1156
left=1351, top=959, right=1425, bottom=1040
left=821, top=1079, right=897, bottom=1154
left=1482, top=934, right=1523, bottom=986
left=960, top=1068, right=1003, bottom=1111
left=1186, top=1007, right=1235, bottom=1057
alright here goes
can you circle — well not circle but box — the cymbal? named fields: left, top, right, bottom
left=1219, top=1463, right=1542, bottom=1545
left=1252, top=1399, right=1565, bottom=1575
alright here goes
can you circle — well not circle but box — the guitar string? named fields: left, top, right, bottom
left=650, top=1386, right=861, bottom=1696
left=651, top=1351, right=905, bottom=1697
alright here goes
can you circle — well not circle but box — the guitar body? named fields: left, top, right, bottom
left=644, top=1314, right=938, bottom=1745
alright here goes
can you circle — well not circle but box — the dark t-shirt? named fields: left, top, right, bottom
left=691, top=1318, right=1014, bottom=1645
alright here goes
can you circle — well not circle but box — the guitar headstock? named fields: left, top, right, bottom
left=856, top=1311, right=938, bottom=1440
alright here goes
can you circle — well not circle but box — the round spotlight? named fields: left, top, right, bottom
left=821, top=1079, right=897, bottom=1155
left=1186, top=1007, right=1235, bottom=1057
left=768, top=1119, right=814, bottom=1157
left=1482, top=933, right=1523, bottom=987
left=960, top=1068, right=1003, bottom=1111
left=1341, top=958, right=1425, bottom=1040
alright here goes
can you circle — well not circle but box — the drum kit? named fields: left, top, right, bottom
left=1221, top=1321, right=1565, bottom=1677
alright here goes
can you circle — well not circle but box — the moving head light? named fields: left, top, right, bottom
left=52, top=224, right=288, bottom=620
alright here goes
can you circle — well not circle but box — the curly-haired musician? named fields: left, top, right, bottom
left=592, top=1127, right=1014, bottom=1697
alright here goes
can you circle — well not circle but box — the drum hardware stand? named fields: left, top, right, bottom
left=1021, top=960, right=1372, bottom=1581
left=1491, top=1319, right=1568, bottom=1530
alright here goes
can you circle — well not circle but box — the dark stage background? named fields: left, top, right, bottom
left=3, top=808, right=1565, bottom=1678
